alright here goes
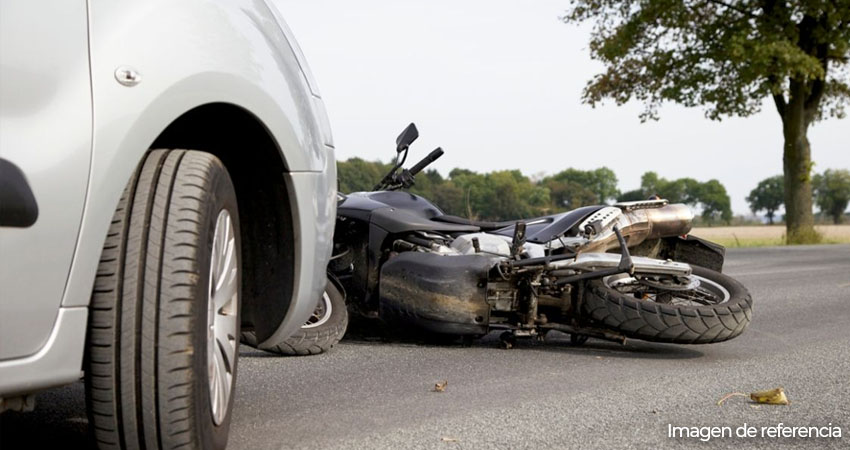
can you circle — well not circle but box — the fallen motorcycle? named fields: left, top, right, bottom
left=271, top=123, right=752, bottom=353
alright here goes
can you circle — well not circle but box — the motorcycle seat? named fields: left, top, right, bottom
left=432, top=214, right=518, bottom=231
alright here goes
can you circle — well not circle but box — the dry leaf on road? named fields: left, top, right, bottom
left=750, top=387, right=790, bottom=405
left=717, top=387, right=790, bottom=406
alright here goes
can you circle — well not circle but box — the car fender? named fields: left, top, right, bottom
left=63, top=0, right=332, bottom=314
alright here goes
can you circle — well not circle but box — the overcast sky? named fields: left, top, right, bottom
left=275, top=0, right=848, bottom=215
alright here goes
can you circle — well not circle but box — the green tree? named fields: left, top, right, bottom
left=477, top=170, right=550, bottom=221
left=639, top=172, right=682, bottom=202
left=813, top=169, right=850, bottom=223
left=542, top=167, right=620, bottom=207
left=697, top=179, right=734, bottom=224
left=445, top=169, right=551, bottom=221
left=429, top=182, right=466, bottom=217
left=638, top=172, right=699, bottom=204
left=336, top=158, right=392, bottom=193
left=563, top=1, right=850, bottom=243
left=448, top=168, right=488, bottom=219
left=544, top=179, right=599, bottom=210
left=617, top=189, right=646, bottom=202
left=746, top=175, right=785, bottom=224
left=628, top=171, right=733, bottom=224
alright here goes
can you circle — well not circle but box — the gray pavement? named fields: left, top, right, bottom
left=2, top=244, right=849, bottom=449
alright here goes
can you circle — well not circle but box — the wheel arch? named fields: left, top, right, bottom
left=151, top=103, right=297, bottom=339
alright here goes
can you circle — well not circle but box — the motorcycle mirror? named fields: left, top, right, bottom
left=395, top=123, right=419, bottom=153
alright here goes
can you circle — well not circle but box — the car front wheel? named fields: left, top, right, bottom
left=85, top=149, right=240, bottom=449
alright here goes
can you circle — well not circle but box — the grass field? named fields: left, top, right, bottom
left=689, top=224, right=850, bottom=248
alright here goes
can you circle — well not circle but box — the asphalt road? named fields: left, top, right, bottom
left=2, top=244, right=849, bottom=449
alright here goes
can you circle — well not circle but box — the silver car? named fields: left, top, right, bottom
left=0, top=1, right=336, bottom=448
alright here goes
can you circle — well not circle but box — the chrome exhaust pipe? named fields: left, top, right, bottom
left=642, top=203, right=694, bottom=239
left=578, top=204, right=694, bottom=253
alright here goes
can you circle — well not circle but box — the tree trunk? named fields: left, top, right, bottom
left=767, top=212, right=774, bottom=225
left=780, top=82, right=819, bottom=244
left=782, top=127, right=815, bottom=240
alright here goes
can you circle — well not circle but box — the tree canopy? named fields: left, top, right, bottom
left=746, top=175, right=785, bottom=223
left=541, top=167, right=620, bottom=208
left=336, top=157, right=392, bottom=193
left=562, top=0, right=850, bottom=121
left=814, top=168, right=850, bottom=223
left=563, top=0, right=850, bottom=243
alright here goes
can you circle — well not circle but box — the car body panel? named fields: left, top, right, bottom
left=64, top=0, right=332, bottom=309
left=0, top=307, right=88, bottom=396
left=1, top=0, right=335, bottom=395
left=0, top=0, right=92, bottom=360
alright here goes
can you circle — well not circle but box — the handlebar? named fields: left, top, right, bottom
left=408, top=147, right=444, bottom=176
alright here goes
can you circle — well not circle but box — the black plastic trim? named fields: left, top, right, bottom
left=0, top=158, right=39, bottom=227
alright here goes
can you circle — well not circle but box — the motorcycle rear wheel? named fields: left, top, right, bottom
left=581, top=265, right=752, bottom=344
left=242, top=282, right=348, bottom=355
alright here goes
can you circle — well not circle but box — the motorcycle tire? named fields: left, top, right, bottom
left=582, top=265, right=752, bottom=344
left=241, top=282, right=348, bottom=355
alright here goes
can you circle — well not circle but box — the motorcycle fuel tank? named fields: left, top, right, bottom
left=338, top=191, right=443, bottom=221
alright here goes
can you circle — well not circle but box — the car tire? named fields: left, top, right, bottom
left=241, top=282, right=347, bottom=356
left=85, top=149, right=241, bottom=450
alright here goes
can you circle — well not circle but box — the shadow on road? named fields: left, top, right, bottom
left=0, top=381, right=91, bottom=449
left=524, top=334, right=705, bottom=360
left=240, top=328, right=704, bottom=361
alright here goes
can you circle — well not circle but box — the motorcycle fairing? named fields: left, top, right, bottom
left=339, top=191, right=478, bottom=233
left=341, top=191, right=606, bottom=242
left=369, top=208, right=479, bottom=234
left=379, top=251, right=493, bottom=335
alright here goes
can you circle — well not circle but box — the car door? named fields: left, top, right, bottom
left=0, top=0, right=92, bottom=360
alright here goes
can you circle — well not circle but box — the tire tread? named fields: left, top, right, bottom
left=581, top=266, right=752, bottom=344
left=85, top=150, right=239, bottom=450
left=241, top=284, right=347, bottom=356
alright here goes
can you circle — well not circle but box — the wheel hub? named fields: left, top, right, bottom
left=207, top=209, right=238, bottom=425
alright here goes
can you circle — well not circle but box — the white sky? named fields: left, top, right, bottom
left=275, top=0, right=849, bottom=215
